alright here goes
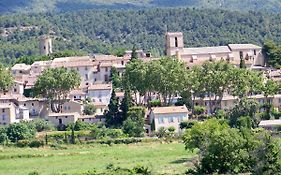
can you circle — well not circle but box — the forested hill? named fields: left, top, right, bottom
left=1, top=0, right=281, bottom=14
left=1, top=8, right=281, bottom=64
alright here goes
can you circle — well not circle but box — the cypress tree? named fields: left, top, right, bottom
left=131, top=45, right=138, bottom=60
left=120, top=88, right=132, bottom=122
left=105, top=89, right=120, bottom=127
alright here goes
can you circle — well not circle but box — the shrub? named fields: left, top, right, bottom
left=17, top=140, right=31, bottom=147
left=29, top=140, right=44, bottom=148
left=28, top=171, right=39, bottom=175
left=149, top=100, right=161, bottom=107
left=156, top=127, right=167, bottom=138
left=133, top=165, right=152, bottom=175
left=83, top=104, right=96, bottom=115
left=28, top=119, right=55, bottom=132
left=0, top=127, right=9, bottom=144
left=7, top=122, right=36, bottom=142
left=180, top=120, right=197, bottom=129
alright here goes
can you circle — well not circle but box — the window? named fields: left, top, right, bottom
left=2, top=109, right=5, bottom=113
left=2, top=114, right=6, bottom=121
left=68, top=106, right=71, bottom=110
left=14, top=88, right=17, bottom=92
left=278, top=99, right=281, bottom=103
left=121, top=61, right=124, bottom=65
left=175, top=37, right=178, bottom=47
left=85, top=74, right=88, bottom=80
left=64, top=106, right=67, bottom=110
left=178, top=116, right=184, bottom=122
left=94, top=78, right=97, bottom=82
left=65, top=116, right=68, bottom=118
left=104, top=75, right=109, bottom=82
left=77, top=67, right=79, bottom=71
left=158, top=117, right=164, bottom=124
left=74, top=96, right=76, bottom=99
left=19, top=70, right=22, bottom=73
left=254, top=50, right=256, bottom=55
left=105, top=67, right=109, bottom=72
left=85, top=67, right=88, bottom=70
left=31, top=103, right=34, bottom=107
left=168, top=116, right=174, bottom=123
left=82, top=119, right=85, bottom=121
left=24, top=103, right=26, bottom=107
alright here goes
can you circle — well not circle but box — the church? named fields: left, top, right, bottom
left=165, top=32, right=265, bottom=68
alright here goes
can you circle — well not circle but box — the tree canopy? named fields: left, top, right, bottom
left=33, top=67, right=81, bottom=113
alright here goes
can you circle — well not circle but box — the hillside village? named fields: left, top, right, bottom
left=1, top=31, right=281, bottom=134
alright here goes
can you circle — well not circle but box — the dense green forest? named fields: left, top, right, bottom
left=1, top=0, right=281, bottom=13
left=1, top=8, right=281, bottom=64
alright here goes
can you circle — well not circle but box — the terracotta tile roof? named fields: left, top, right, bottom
left=88, top=83, right=112, bottom=90
left=152, top=105, right=188, bottom=114
left=92, top=101, right=108, bottom=107
left=116, top=92, right=124, bottom=97
left=228, top=44, right=261, bottom=50
left=100, top=62, right=113, bottom=67
left=48, top=112, right=80, bottom=117
left=12, top=64, right=31, bottom=71
left=69, top=89, right=86, bottom=95
left=31, top=60, right=52, bottom=66
left=259, top=119, right=281, bottom=127
left=183, top=46, right=231, bottom=55
left=166, top=32, right=183, bottom=36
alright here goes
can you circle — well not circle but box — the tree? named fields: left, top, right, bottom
left=262, top=79, right=279, bottom=102
left=228, top=98, right=259, bottom=128
left=83, top=104, right=96, bottom=115
left=131, top=45, right=138, bottom=60
left=122, top=107, right=145, bottom=137
left=0, top=63, right=13, bottom=93
left=33, top=68, right=81, bottom=113
left=253, top=133, right=281, bottom=174
left=6, top=122, right=36, bottom=142
left=239, top=57, right=246, bottom=68
left=124, top=59, right=148, bottom=104
left=110, top=67, right=121, bottom=89
left=120, top=87, right=132, bottom=122
left=105, top=89, right=121, bottom=127
left=183, top=119, right=281, bottom=174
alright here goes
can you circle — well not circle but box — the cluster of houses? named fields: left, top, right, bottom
left=1, top=32, right=281, bottom=133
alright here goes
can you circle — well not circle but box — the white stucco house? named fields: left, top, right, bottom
left=149, top=105, right=189, bottom=133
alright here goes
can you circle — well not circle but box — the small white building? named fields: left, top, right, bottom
left=47, top=112, right=80, bottom=127
left=149, top=105, right=189, bottom=133
left=87, top=83, right=112, bottom=105
left=259, top=119, right=281, bottom=130
left=0, top=103, right=17, bottom=125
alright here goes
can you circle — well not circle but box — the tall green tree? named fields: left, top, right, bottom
left=105, top=89, right=121, bottom=127
left=33, top=68, right=81, bottom=113
left=110, top=67, right=121, bottom=89
left=122, top=106, right=146, bottom=137
left=131, top=45, right=138, bottom=60
left=0, top=64, right=13, bottom=93
left=120, top=87, right=132, bottom=122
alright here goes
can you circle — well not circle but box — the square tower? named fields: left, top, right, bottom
left=165, top=32, right=184, bottom=56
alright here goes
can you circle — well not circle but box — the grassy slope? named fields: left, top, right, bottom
left=0, top=142, right=194, bottom=175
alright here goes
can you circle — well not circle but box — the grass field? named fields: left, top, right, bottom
left=0, top=142, right=195, bottom=175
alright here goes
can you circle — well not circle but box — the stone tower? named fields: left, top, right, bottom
left=165, top=32, right=184, bottom=56
left=39, top=35, right=52, bottom=55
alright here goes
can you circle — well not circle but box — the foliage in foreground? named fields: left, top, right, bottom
left=183, top=119, right=281, bottom=174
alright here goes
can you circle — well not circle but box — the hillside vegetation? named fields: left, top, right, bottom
left=1, top=0, right=281, bottom=13
left=1, top=8, right=281, bottom=64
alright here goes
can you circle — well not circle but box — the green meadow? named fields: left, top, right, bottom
left=0, top=142, right=195, bottom=175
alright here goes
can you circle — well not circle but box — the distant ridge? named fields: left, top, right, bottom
left=1, top=0, right=281, bottom=14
